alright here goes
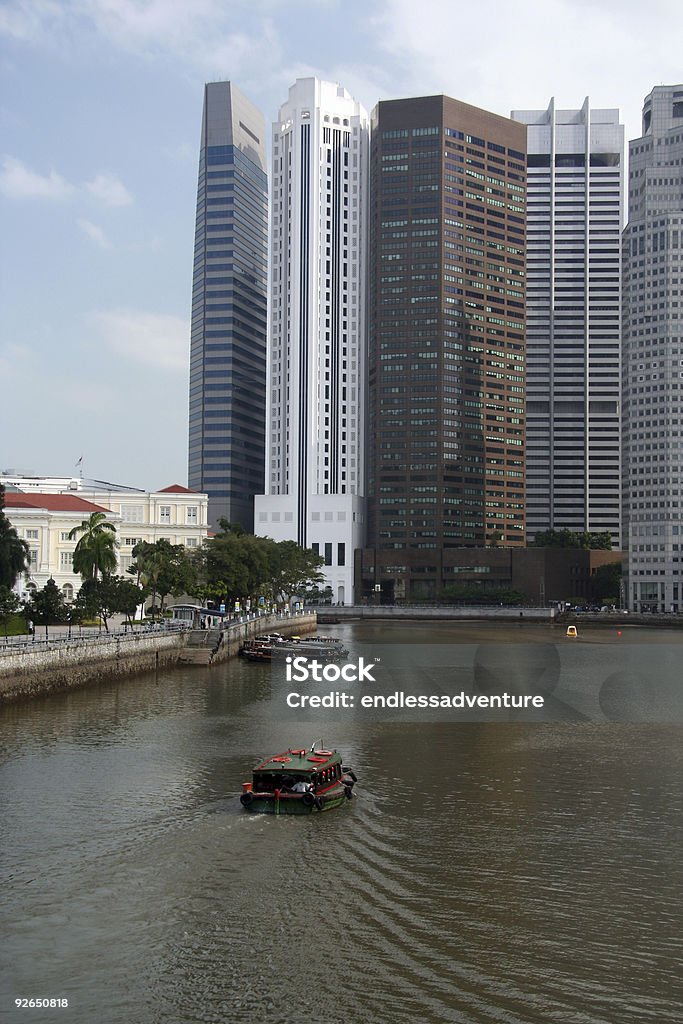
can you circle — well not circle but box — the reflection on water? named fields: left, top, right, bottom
left=1, top=622, right=682, bottom=1023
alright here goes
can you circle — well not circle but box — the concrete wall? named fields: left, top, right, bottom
left=0, top=613, right=317, bottom=703
left=319, top=606, right=554, bottom=621
left=213, top=613, right=316, bottom=662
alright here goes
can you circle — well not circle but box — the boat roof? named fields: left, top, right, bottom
left=255, top=748, right=341, bottom=774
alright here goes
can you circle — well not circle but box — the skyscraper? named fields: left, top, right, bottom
left=363, top=95, right=527, bottom=601
left=622, top=85, right=683, bottom=612
left=511, top=99, right=624, bottom=545
left=254, top=78, right=369, bottom=604
left=188, top=82, right=268, bottom=532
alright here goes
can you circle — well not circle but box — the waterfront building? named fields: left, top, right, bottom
left=1, top=473, right=209, bottom=601
left=366, top=95, right=527, bottom=601
left=188, top=82, right=268, bottom=532
left=254, top=78, right=369, bottom=604
left=354, top=545, right=622, bottom=607
left=511, top=100, right=624, bottom=546
left=622, top=86, right=683, bottom=612
left=4, top=492, right=122, bottom=603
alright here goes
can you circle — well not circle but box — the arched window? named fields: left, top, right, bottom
left=62, top=583, right=74, bottom=602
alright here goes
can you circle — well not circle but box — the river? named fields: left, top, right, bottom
left=1, top=620, right=682, bottom=1024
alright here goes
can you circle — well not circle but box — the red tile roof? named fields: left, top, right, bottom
left=157, top=484, right=198, bottom=494
left=4, top=493, right=112, bottom=514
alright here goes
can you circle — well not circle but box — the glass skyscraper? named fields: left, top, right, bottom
left=188, top=82, right=268, bottom=532
left=362, top=95, right=527, bottom=601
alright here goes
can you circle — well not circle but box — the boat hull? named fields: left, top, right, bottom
left=241, top=786, right=350, bottom=815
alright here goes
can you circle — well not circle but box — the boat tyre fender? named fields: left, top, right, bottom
left=315, top=796, right=325, bottom=811
left=342, top=767, right=357, bottom=783
left=240, top=791, right=253, bottom=806
left=302, top=792, right=315, bottom=807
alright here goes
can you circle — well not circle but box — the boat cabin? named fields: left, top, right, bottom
left=251, top=748, right=343, bottom=794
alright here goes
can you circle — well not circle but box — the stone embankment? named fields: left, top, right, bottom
left=0, top=614, right=316, bottom=703
left=318, top=605, right=555, bottom=621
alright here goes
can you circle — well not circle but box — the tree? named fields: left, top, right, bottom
left=130, top=540, right=196, bottom=617
left=199, top=531, right=270, bottom=607
left=0, top=586, right=20, bottom=637
left=194, top=530, right=325, bottom=611
left=72, top=575, right=144, bottom=632
left=0, top=485, right=29, bottom=589
left=25, top=578, right=68, bottom=639
left=531, top=529, right=612, bottom=550
left=266, top=540, right=325, bottom=604
left=68, top=511, right=118, bottom=581
left=590, top=561, right=623, bottom=605
left=111, top=577, right=146, bottom=629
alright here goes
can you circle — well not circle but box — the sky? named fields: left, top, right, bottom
left=1, top=0, right=681, bottom=491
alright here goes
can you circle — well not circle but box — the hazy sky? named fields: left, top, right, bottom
left=1, top=0, right=681, bottom=490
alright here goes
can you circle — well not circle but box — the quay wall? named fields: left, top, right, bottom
left=211, top=613, right=316, bottom=663
left=318, top=605, right=554, bottom=621
left=0, top=614, right=316, bottom=704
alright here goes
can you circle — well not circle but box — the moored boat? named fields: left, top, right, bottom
left=240, top=635, right=349, bottom=662
left=240, top=745, right=357, bottom=814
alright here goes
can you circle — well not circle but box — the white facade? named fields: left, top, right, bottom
left=622, top=86, right=683, bottom=612
left=511, top=100, right=624, bottom=545
left=2, top=474, right=209, bottom=600
left=5, top=495, right=121, bottom=603
left=254, top=78, right=369, bottom=602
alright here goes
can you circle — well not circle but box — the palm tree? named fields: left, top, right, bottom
left=68, top=512, right=118, bottom=581
left=0, top=485, right=29, bottom=589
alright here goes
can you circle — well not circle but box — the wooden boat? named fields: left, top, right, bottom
left=241, top=635, right=349, bottom=662
left=240, top=745, right=357, bottom=814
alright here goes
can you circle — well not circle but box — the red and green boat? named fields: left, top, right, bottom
left=240, top=744, right=357, bottom=814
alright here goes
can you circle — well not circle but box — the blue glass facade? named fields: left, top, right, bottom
left=188, top=83, right=268, bottom=531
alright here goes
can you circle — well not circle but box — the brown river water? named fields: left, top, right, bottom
left=1, top=620, right=682, bottom=1023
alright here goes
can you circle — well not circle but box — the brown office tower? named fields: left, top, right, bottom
left=363, top=96, right=527, bottom=601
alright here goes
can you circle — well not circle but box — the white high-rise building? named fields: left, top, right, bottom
left=511, top=99, right=624, bottom=545
left=622, top=85, right=683, bottom=613
left=254, top=79, right=369, bottom=604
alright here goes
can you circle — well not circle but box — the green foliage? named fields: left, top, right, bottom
left=190, top=529, right=325, bottom=607
left=24, top=578, right=69, bottom=633
left=129, top=540, right=195, bottom=617
left=73, top=575, right=146, bottom=630
left=203, top=531, right=271, bottom=604
left=590, top=561, right=623, bottom=604
left=0, top=586, right=21, bottom=634
left=0, top=612, right=28, bottom=636
left=531, top=529, right=613, bottom=550
left=0, top=485, right=29, bottom=589
left=267, top=540, right=325, bottom=602
left=68, top=512, right=118, bottom=581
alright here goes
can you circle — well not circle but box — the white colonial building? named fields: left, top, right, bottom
left=2, top=474, right=209, bottom=601
left=254, top=78, right=369, bottom=604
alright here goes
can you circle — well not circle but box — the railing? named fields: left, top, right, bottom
left=0, top=621, right=189, bottom=652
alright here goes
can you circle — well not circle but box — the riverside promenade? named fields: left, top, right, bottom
left=0, top=612, right=316, bottom=704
